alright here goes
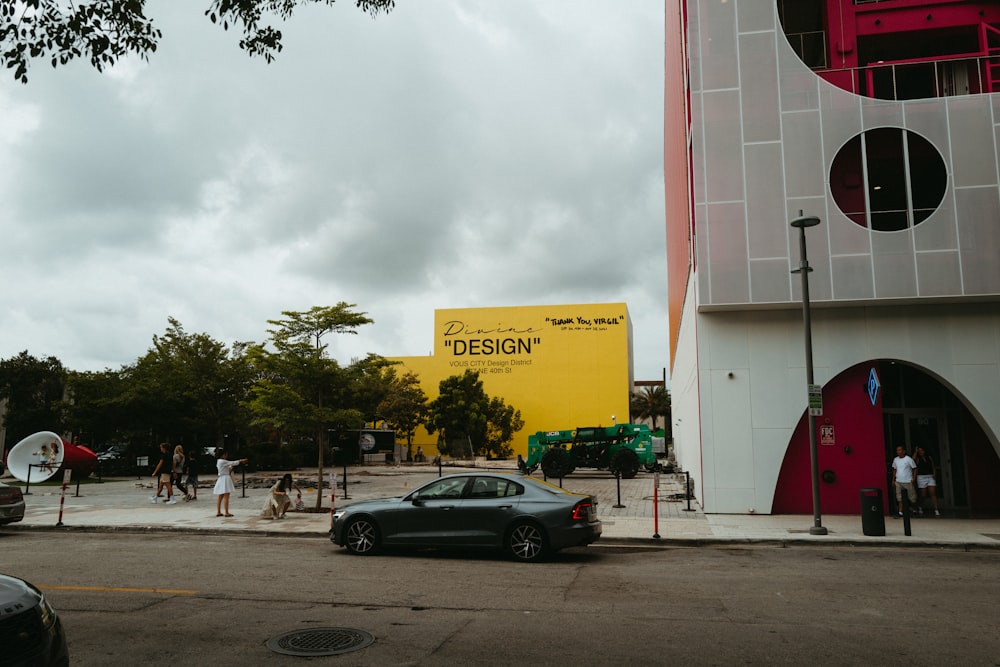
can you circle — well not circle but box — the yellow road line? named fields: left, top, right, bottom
left=38, top=585, right=197, bottom=595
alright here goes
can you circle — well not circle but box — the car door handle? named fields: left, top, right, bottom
left=440, top=505, right=454, bottom=510
left=498, top=505, right=512, bottom=509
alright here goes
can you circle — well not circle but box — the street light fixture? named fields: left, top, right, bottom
left=790, top=211, right=828, bottom=536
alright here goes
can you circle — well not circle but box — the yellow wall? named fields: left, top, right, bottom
left=391, top=303, right=633, bottom=457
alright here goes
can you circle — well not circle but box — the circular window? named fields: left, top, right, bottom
left=830, top=128, right=946, bottom=231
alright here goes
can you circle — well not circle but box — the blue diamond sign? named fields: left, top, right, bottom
left=867, top=368, right=880, bottom=406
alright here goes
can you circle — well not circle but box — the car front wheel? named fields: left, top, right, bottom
left=344, top=517, right=380, bottom=555
left=507, top=521, right=546, bottom=562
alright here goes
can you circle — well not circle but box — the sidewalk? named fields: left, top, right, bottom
left=5, top=466, right=1000, bottom=550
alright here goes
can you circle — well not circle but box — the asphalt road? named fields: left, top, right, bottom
left=2, top=531, right=998, bottom=666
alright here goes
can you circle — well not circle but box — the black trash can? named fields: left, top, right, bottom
left=860, top=488, right=885, bottom=536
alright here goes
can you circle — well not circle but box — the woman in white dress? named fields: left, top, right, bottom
left=261, top=474, right=302, bottom=519
left=213, top=450, right=248, bottom=517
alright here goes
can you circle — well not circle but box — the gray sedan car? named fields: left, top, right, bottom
left=0, top=480, right=25, bottom=526
left=331, top=472, right=601, bottom=562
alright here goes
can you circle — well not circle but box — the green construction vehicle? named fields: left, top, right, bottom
left=518, top=423, right=658, bottom=479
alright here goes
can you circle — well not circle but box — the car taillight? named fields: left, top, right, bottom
left=571, top=500, right=592, bottom=521
left=0, top=487, right=23, bottom=503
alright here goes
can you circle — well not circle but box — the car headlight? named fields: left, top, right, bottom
left=38, top=595, right=58, bottom=630
left=332, top=510, right=347, bottom=521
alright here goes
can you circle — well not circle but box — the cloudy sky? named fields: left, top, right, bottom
left=0, top=1, right=668, bottom=380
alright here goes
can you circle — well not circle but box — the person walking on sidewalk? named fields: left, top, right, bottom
left=185, top=450, right=201, bottom=501
left=913, top=446, right=941, bottom=517
left=891, top=445, right=918, bottom=517
left=172, top=445, right=190, bottom=500
left=150, top=443, right=176, bottom=504
left=213, top=450, right=248, bottom=517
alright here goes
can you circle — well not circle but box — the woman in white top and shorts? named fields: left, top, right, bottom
left=913, top=446, right=940, bottom=516
left=213, top=450, right=248, bottom=517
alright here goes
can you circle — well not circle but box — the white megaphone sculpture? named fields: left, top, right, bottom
left=5, top=431, right=98, bottom=483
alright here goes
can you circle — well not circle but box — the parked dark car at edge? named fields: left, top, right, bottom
left=331, top=472, right=602, bottom=562
left=0, top=481, right=26, bottom=526
left=0, top=573, right=70, bottom=666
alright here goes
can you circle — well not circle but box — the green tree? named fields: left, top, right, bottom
left=426, top=370, right=487, bottom=458
left=245, top=303, right=373, bottom=508
left=63, top=368, right=132, bottom=449
left=376, top=369, right=428, bottom=460
left=425, top=370, right=523, bottom=459
left=0, top=351, right=67, bottom=447
left=1, top=0, right=396, bottom=83
left=629, top=385, right=671, bottom=433
left=122, top=318, right=253, bottom=448
left=346, top=354, right=396, bottom=424
left=482, top=395, right=523, bottom=460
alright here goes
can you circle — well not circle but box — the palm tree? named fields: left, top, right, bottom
left=629, top=385, right=671, bottom=432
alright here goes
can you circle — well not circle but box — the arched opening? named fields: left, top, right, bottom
left=773, top=361, right=1000, bottom=515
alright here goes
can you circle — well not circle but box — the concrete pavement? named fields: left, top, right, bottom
left=4, top=463, right=1000, bottom=550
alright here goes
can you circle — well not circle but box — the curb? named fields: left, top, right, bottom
left=8, top=523, right=1000, bottom=551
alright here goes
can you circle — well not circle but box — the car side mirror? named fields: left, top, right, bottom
left=411, top=497, right=425, bottom=507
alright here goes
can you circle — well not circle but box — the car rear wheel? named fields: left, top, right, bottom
left=345, top=517, right=380, bottom=555
left=507, top=521, right=546, bottom=562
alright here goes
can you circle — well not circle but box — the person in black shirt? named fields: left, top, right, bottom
left=149, top=443, right=176, bottom=504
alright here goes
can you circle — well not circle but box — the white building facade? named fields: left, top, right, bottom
left=666, top=0, right=1000, bottom=515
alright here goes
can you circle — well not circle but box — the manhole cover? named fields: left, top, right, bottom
left=266, top=628, right=375, bottom=657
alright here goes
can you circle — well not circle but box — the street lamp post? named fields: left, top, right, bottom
left=790, top=211, right=827, bottom=536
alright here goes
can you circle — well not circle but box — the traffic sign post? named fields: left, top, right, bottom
left=57, top=468, right=72, bottom=526
left=808, top=384, right=823, bottom=416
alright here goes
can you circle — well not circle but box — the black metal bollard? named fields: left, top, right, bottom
left=341, top=464, right=351, bottom=500
left=902, top=487, right=912, bottom=536
left=683, top=470, right=695, bottom=512
left=613, top=471, right=625, bottom=508
left=653, top=472, right=661, bottom=539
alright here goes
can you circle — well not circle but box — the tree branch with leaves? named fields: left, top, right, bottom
left=1, top=0, right=395, bottom=83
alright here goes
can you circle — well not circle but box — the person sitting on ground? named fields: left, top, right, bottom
left=261, top=474, right=302, bottom=520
